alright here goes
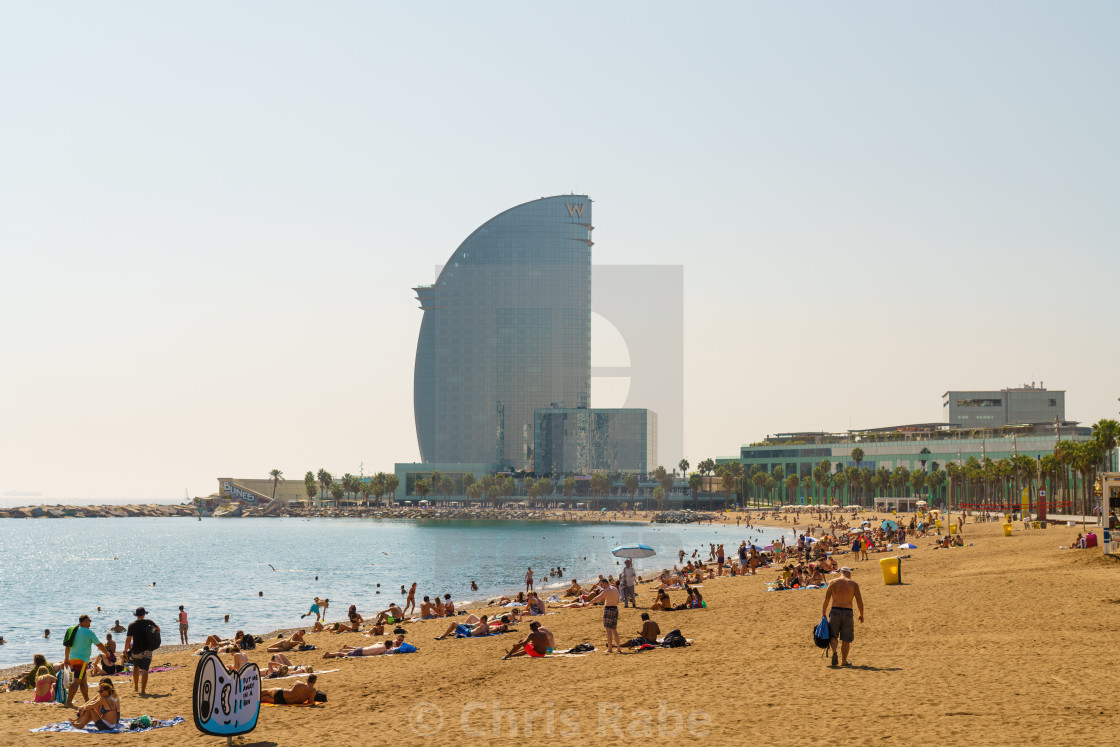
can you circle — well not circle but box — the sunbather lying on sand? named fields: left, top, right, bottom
left=263, top=654, right=313, bottom=676
left=267, top=631, right=306, bottom=652
left=261, top=675, right=318, bottom=705
left=434, top=615, right=510, bottom=639
left=322, top=636, right=402, bottom=658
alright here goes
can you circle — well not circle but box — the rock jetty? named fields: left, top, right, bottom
left=651, top=510, right=718, bottom=524
left=0, top=504, right=199, bottom=519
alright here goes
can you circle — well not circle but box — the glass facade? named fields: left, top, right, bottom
left=414, top=196, right=593, bottom=470
left=534, top=408, right=657, bottom=476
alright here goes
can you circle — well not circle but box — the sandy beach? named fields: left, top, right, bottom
left=3, top=517, right=1116, bottom=745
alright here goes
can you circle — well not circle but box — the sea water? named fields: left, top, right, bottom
left=0, top=516, right=789, bottom=669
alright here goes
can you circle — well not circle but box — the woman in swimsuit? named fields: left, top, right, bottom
left=70, top=678, right=120, bottom=731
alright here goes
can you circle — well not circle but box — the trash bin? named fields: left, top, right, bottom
left=934, top=519, right=942, bottom=531
left=879, top=557, right=901, bottom=585
left=949, top=524, right=957, bottom=534
left=1002, top=523, right=1013, bottom=537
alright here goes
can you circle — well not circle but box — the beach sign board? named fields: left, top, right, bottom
left=1021, top=487, right=1030, bottom=517
left=192, top=651, right=261, bottom=737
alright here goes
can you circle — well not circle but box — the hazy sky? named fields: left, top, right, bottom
left=2, top=2, right=1117, bottom=501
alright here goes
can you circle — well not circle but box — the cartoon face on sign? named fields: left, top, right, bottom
left=192, top=652, right=260, bottom=736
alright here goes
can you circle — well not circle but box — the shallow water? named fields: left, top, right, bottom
left=0, top=516, right=788, bottom=669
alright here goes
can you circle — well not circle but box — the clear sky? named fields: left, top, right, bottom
left=2, top=2, right=1117, bottom=501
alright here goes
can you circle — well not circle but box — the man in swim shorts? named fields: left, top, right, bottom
left=63, top=615, right=111, bottom=707
left=178, top=605, right=189, bottom=644
left=590, top=580, right=621, bottom=654
left=434, top=615, right=490, bottom=639
left=822, top=567, right=864, bottom=667
left=301, top=597, right=322, bottom=621
left=505, top=621, right=551, bottom=658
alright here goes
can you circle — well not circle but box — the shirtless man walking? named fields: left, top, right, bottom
left=822, top=567, right=864, bottom=667
left=590, top=579, right=621, bottom=654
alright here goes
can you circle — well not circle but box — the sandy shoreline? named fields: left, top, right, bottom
left=4, top=515, right=1115, bottom=745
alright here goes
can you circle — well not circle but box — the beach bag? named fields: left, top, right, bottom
left=131, top=619, right=161, bottom=652
left=660, top=629, right=687, bottom=648
left=63, top=626, right=79, bottom=648
left=55, top=669, right=71, bottom=704
left=239, top=634, right=256, bottom=650
left=813, top=616, right=830, bottom=649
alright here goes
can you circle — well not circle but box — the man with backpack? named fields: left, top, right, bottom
left=125, top=608, right=161, bottom=695
left=62, top=614, right=110, bottom=707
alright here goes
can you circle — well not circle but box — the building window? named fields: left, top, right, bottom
left=1049, top=399, right=1057, bottom=406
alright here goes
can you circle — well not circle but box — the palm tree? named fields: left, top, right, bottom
left=910, top=469, right=925, bottom=500
left=537, top=478, right=553, bottom=505
left=678, top=458, right=690, bottom=476
left=316, top=469, right=332, bottom=502
left=851, top=448, right=864, bottom=471
left=269, top=469, right=284, bottom=503
left=652, top=466, right=672, bottom=509
left=697, top=458, right=715, bottom=476
left=414, top=479, right=431, bottom=501
left=383, top=474, right=399, bottom=506
left=467, top=482, right=483, bottom=503
left=653, top=486, right=665, bottom=509
left=624, top=474, right=639, bottom=504
left=562, top=476, right=576, bottom=502
left=303, top=471, right=317, bottom=503
left=439, top=476, right=454, bottom=503
left=1054, top=440, right=1079, bottom=512
left=926, top=468, right=945, bottom=504
left=358, top=477, right=372, bottom=507
left=1091, top=419, right=1120, bottom=472
left=785, top=474, right=800, bottom=504
left=329, top=481, right=344, bottom=502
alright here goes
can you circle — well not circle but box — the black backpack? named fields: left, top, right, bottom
left=131, top=619, right=161, bottom=652
left=660, top=629, right=687, bottom=648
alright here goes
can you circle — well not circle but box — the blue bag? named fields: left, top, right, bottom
left=813, top=616, right=830, bottom=649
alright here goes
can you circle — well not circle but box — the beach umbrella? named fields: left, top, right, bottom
left=899, top=542, right=917, bottom=549
left=612, top=543, right=656, bottom=559
left=881, top=520, right=899, bottom=531
left=762, top=544, right=775, bottom=551
left=803, top=536, right=818, bottom=543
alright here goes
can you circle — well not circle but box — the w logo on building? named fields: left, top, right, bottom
left=565, top=202, right=586, bottom=218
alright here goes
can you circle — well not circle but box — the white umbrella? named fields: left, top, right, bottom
left=612, top=544, right=656, bottom=559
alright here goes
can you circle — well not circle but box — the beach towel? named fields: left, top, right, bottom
left=266, top=668, right=339, bottom=680
left=813, top=616, right=831, bottom=649
left=30, top=716, right=185, bottom=734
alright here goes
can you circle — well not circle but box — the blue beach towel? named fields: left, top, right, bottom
left=31, top=716, right=186, bottom=734
left=813, top=616, right=830, bottom=649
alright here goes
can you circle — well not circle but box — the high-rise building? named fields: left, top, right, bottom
left=412, top=195, right=594, bottom=470
left=534, top=407, right=657, bottom=476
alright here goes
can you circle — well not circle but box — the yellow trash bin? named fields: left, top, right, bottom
left=1002, top=523, right=1013, bottom=537
left=934, top=519, right=942, bottom=530
left=880, top=557, right=901, bottom=585
left=949, top=524, right=957, bottom=534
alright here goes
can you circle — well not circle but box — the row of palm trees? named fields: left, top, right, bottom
left=698, top=418, right=1119, bottom=515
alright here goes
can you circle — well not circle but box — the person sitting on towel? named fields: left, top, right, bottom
left=261, top=675, right=318, bottom=704
left=266, top=631, right=306, bottom=652
left=505, top=621, right=551, bottom=658
left=434, top=615, right=495, bottom=639
left=564, top=579, right=583, bottom=597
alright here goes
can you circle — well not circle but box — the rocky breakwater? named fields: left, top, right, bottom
left=0, top=504, right=199, bottom=519
left=651, top=510, right=718, bottom=524
left=278, top=506, right=598, bottom=522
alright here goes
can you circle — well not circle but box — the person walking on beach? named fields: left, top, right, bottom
left=621, top=559, right=637, bottom=608
left=589, top=579, right=621, bottom=654
left=178, top=605, right=188, bottom=644
left=525, top=567, right=534, bottom=593
left=62, top=614, right=110, bottom=707
left=404, top=583, right=417, bottom=615
left=125, top=607, right=160, bottom=696
left=822, top=567, right=864, bottom=667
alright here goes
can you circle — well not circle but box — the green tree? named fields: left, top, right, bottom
left=697, top=458, right=716, bottom=476
left=383, top=474, right=399, bottom=506
left=329, top=481, right=344, bottom=502
left=269, top=469, right=284, bottom=503
left=414, top=478, right=430, bottom=500
left=467, top=482, right=483, bottom=502
left=316, top=469, right=332, bottom=502
left=1091, top=418, right=1120, bottom=472
left=304, top=471, right=317, bottom=502
left=562, top=476, right=576, bottom=499
left=624, top=474, right=639, bottom=503
left=785, top=474, right=800, bottom=504
left=462, top=473, right=476, bottom=493
left=678, top=458, right=690, bottom=476
left=358, top=477, right=372, bottom=506
left=653, top=486, right=665, bottom=509
left=537, top=478, right=553, bottom=500
left=688, top=473, right=702, bottom=509
left=439, top=475, right=454, bottom=501
left=850, top=447, right=864, bottom=470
